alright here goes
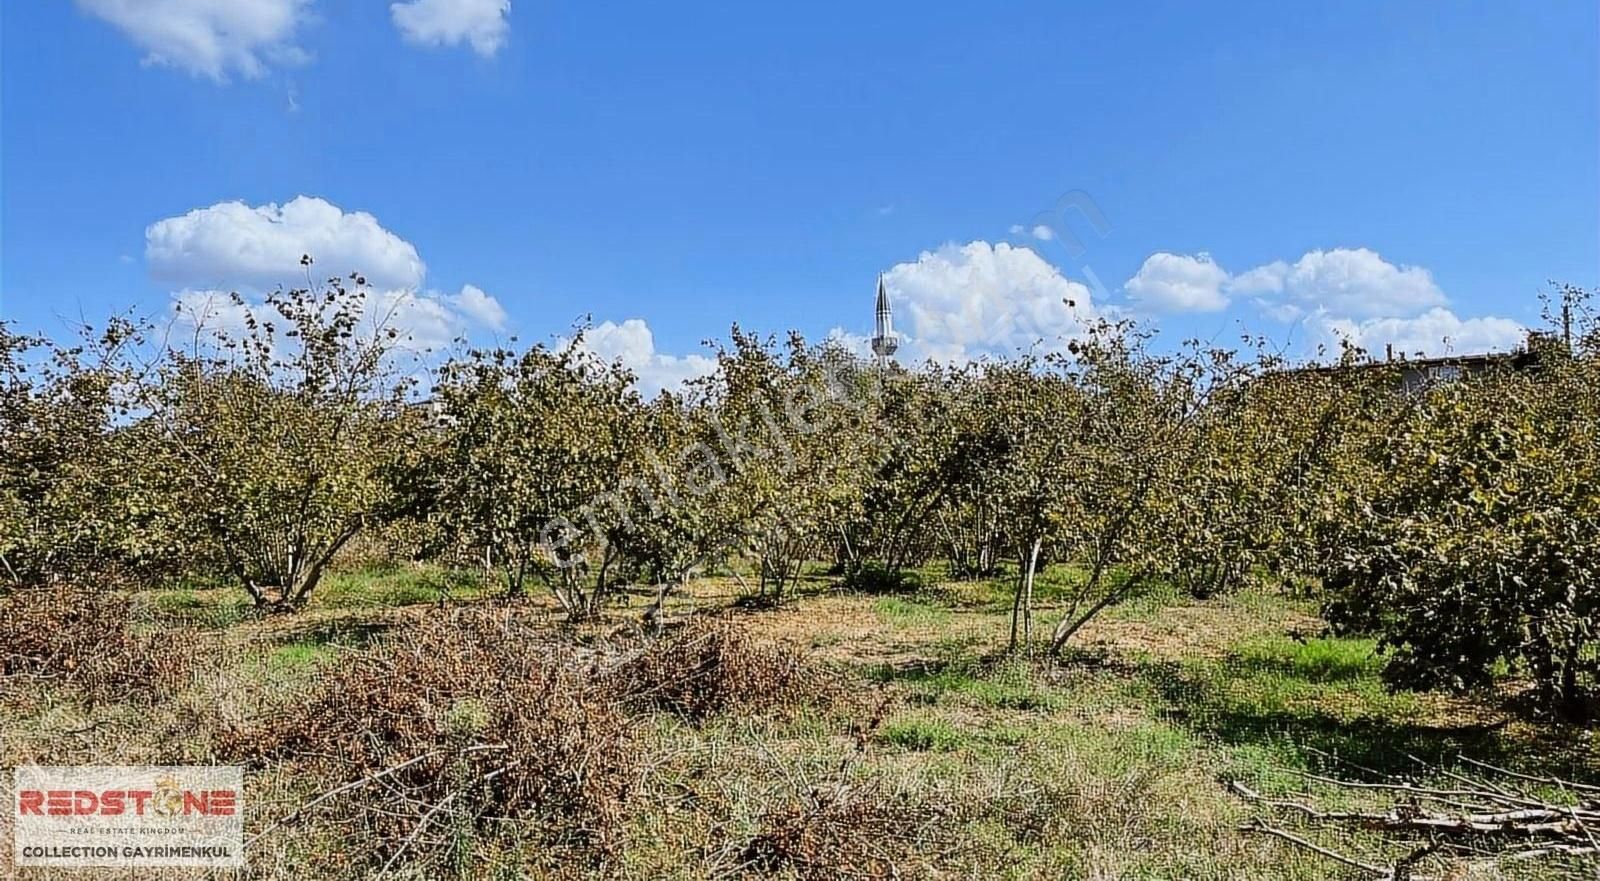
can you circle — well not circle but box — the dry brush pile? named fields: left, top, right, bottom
left=739, top=781, right=967, bottom=880
left=0, top=585, right=197, bottom=704
left=605, top=615, right=843, bottom=720
left=224, top=609, right=634, bottom=872
left=226, top=610, right=847, bottom=876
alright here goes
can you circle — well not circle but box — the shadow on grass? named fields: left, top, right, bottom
left=148, top=588, right=254, bottom=630
left=864, top=640, right=1065, bottom=712
left=269, top=618, right=396, bottom=650
left=1135, top=657, right=1599, bottom=780
left=1229, top=653, right=1373, bottom=685
left=836, top=562, right=928, bottom=596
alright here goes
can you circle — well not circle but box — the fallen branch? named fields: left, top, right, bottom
left=1230, top=758, right=1600, bottom=877
left=1239, top=819, right=1395, bottom=878
left=247, top=750, right=443, bottom=846
left=378, top=761, right=522, bottom=875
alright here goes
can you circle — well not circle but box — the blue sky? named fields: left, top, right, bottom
left=2, top=1, right=1596, bottom=391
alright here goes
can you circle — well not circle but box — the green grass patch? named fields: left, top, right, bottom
left=950, top=564, right=1176, bottom=621
left=1137, top=637, right=1455, bottom=781
left=1234, top=633, right=1383, bottom=683
left=1027, top=563, right=1090, bottom=602
left=874, top=596, right=951, bottom=627
left=879, top=716, right=967, bottom=752
left=1100, top=576, right=1184, bottom=622
left=312, top=564, right=490, bottom=610
left=870, top=652, right=1062, bottom=712
left=147, top=587, right=253, bottom=629
left=266, top=641, right=336, bottom=674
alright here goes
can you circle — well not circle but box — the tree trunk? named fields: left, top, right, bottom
left=1009, top=537, right=1041, bottom=652
left=506, top=551, right=528, bottom=598
left=1008, top=566, right=1025, bottom=651
left=1050, top=571, right=1143, bottom=655
left=1022, top=537, right=1040, bottom=653
left=641, top=576, right=682, bottom=636
left=1558, top=641, right=1584, bottom=721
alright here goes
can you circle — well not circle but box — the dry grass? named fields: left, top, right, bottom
left=224, top=608, right=636, bottom=873
left=740, top=781, right=963, bottom=880
left=1070, top=594, right=1324, bottom=660
left=4, top=570, right=1595, bottom=880
left=606, top=615, right=841, bottom=721
left=0, top=584, right=198, bottom=704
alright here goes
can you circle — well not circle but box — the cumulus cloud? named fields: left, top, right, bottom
left=449, top=283, right=507, bottom=330
left=77, top=0, right=311, bottom=81
left=1122, top=247, right=1445, bottom=319
left=578, top=319, right=717, bottom=398
left=391, top=0, right=510, bottom=57
left=1236, top=248, right=1446, bottom=320
left=147, top=196, right=427, bottom=292
left=171, top=286, right=495, bottom=353
left=1315, top=308, right=1526, bottom=359
left=830, top=241, right=1096, bottom=364
left=363, top=287, right=486, bottom=348
left=1227, top=249, right=1512, bottom=358
left=151, top=196, right=505, bottom=350
left=169, top=290, right=259, bottom=341
left=1124, top=252, right=1231, bottom=313
left=1120, top=245, right=1526, bottom=360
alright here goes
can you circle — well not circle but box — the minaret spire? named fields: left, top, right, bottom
left=871, top=274, right=898, bottom=367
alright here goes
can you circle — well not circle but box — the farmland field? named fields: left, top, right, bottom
left=5, top=5, right=1599, bottom=878
left=4, top=562, right=1595, bottom=880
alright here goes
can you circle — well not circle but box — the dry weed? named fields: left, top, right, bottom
left=740, top=781, right=961, bottom=880
left=606, top=615, right=838, bottom=720
left=0, top=585, right=196, bottom=703
left=224, top=608, right=635, bottom=872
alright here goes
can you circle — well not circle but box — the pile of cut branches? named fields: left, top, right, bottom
left=228, top=609, right=635, bottom=874
left=739, top=780, right=966, bottom=880
left=604, top=615, right=839, bottom=720
left=1231, top=755, right=1600, bottom=879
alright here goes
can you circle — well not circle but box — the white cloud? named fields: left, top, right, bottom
left=77, top=0, right=311, bottom=81
left=1238, top=248, right=1445, bottom=320
left=824, top=328, right=875, bottom=360
left=448, top=284, right=507, bottom=330
left=579, top=319, right=717, bottom=398
left=1125, top=247, right=1447, bottom=320
left=1124, top=252, right=1231, bottom=313
left=169, top=290, right=259, bottom=340
left=844, top=241, right=1096, bottom=364
left=171, top=286, right=500, bottom=353
left=391, top=0, right=510, bottom=57
left=1007, top=224, right=1056, bottom=242
left=146, top=196, right=426, bottom=292
left=152, top=196, right=505, bottom=351
left=363, top=288, right=472, bottom=349
left=1316, top=308, right=1526, bottom=359
left=1122, top=245, right=1525, bottom=360
left=1229, top=260, right=1289, bottom=296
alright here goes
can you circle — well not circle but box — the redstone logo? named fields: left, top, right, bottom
left=17, top=788, right=237, bottom=817
left=12, top=766, right=245, bottom=868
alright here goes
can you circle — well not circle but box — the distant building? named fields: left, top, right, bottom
left=1297, top=332, right=1556, bottom=392
left=870, top=274, right=898, bottom=368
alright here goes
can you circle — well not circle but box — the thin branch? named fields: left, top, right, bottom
left=1239, top=820, right=1393, bottom=877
